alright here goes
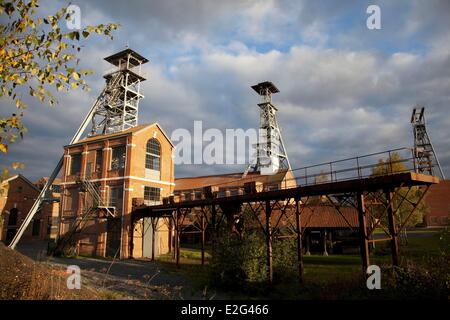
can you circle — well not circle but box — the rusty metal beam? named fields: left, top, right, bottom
left=385, top=189, right=399, bottom=266
left=265, top=200, right=273, bottom=285
left=357, top=192, right=370, bottom=272
left=399, top=185, right=431, bottom=232
left=295, top=198, right=304, bottom=284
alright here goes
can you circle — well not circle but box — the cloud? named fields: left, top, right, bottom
left=1, top=0, right=449, bottom=181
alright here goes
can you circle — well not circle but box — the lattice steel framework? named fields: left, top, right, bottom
left=90, top=49, right=148, bottom=135
left=411, top=107, right=445, bottom=179
left=245, top=81, right=291, bottom=176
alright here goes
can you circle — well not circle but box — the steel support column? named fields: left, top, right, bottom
left=175, top=209, right=181, bottom=267
left=128, top=216, right=135, bottom=259
left=150, top=217, right=158, bottom=262
left=385, top=189, right=399, bottom=266
left=211, top=204, right=217, bottom=256
left=357, top=192, right=370, bottom=272
left=201, top=213, right=206, bottom=265
left=265, top=200, right=273, bottom=284
left=295, top=198, right=304, bottom=284
left=168, top=218, right=172, bottom=253
left=322, top=229, right=328, bottom=256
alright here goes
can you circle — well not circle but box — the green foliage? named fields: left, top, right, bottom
left=382, top=258, right=450, bottom=299
left=209, top=231, right=266, bottom=291
left=438, top=226, right=450, bottom=256
left=272, top=238, right=297, bottom=281
left=370, top=152, right=428, bottom=227
left=209, top=225, right=299, bottom=291
left=0, top=0, right=119, bottom=178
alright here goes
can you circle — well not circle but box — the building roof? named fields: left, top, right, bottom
left=104, top=48, right=149, bottom=66
left=183, top=205, right=358, bottom=229
left=35, top=177, right=62, bottom=188
left=66, top=123, right=175, bottom=148
left=251, top=81, right=279, bottom=94
left=1, top=174, right=41, bottom=193
left=175, top=170, right=290, bottom=191
left=300, top=206, right=358, bottom=228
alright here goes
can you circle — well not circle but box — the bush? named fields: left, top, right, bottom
left=209, top=231, right=266, bottom=291
left=209, top=227, right=301, bottom=291
left=382, top=258, right=450, bottom=299
left=272, top=238, right=297, bottom=282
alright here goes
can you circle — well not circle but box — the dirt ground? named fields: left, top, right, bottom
left=0, top=242, right=97, bottom=300
left=3, top=240, right=222, bottom=300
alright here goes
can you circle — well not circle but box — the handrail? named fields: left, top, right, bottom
left=169, top=147, right=431, bottom=203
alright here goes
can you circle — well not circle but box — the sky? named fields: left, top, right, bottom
left=1, top=0, right=449, bottom=181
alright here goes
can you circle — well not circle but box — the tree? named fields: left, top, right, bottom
left=371, top=152, right=428, bottom=239
left=0, top=0, right=119, bottom=177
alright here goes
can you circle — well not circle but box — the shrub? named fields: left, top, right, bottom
left=209, top=231, right=266, bottom=291
left=209, top=227, right=301, bottom=291
left=272, top=238, right=297, bottom=282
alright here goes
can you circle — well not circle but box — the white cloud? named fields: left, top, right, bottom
left=1, top=0, right=450, bottom=180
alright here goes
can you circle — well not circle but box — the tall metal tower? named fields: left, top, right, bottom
left=244, top=81, right=291, bottom=176
left=90, top=49, right=148, bottom=135
left=411, top=107, right=445, bottom=178
left=9, top=48, right=148, bottom=249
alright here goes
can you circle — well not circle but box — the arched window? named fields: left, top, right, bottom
left=145, top=138, right=161, bottom=172
left=8, top=208, right=18, bottom=226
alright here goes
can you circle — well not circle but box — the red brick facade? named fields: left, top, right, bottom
left=424, top=180, right=450, bottom=226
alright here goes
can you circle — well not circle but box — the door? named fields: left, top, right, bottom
left=105, top=218, right=121, bottom=257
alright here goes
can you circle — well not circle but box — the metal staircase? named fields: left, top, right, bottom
left=54, top=175, right=115, bottom=255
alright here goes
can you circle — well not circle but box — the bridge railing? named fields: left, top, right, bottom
left=285, top=147, right=421, bottom=189
left=140, top=147, right=432, bottom=206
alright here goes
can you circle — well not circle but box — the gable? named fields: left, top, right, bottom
left=133, top=123, right=175, bottom=148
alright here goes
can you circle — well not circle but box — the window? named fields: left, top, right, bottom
left=17, top=186, right=23, bottom=193
left=86, top=162, right=93, bottom=177
left=51, top=184, right=61, bottom=193
left=108, top=186, right=123, bottom=214
left=8, top=208, right=18, bottom=226
left=95, top=149, right=103, bottom=172
left=145, top=139, right=160, bottom=171
left=111, top=146, right=126, bottom=170
left=144, top=186, right=161, bottom=205
left=70, top=154, right=82, bottom=175
left=32, top=219, right=40, bottom=236
left=64, top=188, right=79, bottom=212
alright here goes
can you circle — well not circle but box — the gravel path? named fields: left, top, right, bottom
left=16, top=240, right=225, bottom=299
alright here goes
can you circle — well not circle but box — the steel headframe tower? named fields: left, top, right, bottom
left=411, top=106, right=445, bottom=179
left=90, top=49, right=148, bottom=135
left=8, top=48, right=148, bottom=249
left=244, top=81, right=291, bottom=176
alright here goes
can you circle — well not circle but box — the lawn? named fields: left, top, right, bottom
left=155, top=229, right=447, bottom=299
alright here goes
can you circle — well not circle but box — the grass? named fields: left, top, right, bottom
left=152, top=229, right=447, bottom=299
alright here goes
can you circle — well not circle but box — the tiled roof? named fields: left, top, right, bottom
left=300, top=206, right=358, bottom=228
left=175, top=170, right=290, bottom=191
left=184, top=205, right=358, bottom=228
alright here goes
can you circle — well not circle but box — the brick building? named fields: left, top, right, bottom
left=59, top=123, right=175, bottom=258
left=0, top=175, right=61, bottom=245
left=424, top=179, right=450, bottom=226
left=35, top=177, right=61, bottom=240
left=1, top=175, right=41, bottom=243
